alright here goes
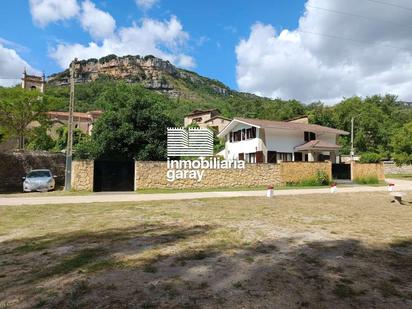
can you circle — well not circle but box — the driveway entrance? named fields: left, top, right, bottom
left=332, top=163, right=351, bottom=180
left=93, top=160, right=135, bottom=192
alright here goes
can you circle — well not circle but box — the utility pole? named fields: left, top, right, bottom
left=64, top=58, right=77, bottom=191
left=350, top=117, right=354, bottom=160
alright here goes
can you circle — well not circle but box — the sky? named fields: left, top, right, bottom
left=1, top=0, right=412, bottom=104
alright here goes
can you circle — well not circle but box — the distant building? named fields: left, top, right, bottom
left=184, top=109, right=231, bottom=133
left=46, top=110, right=103, bottom=136
left=21, top=69, right=46, bottom=93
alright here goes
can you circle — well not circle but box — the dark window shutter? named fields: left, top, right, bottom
left=251, top=127, right=256, bottom=138
left=239, top=153, right=244, bottom=160
left=256, top=151, right=264, bottom=163
left=310, top=132, right=316, bottom=140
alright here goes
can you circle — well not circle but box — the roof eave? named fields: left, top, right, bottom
left=217, top=119, right=261, bottom=138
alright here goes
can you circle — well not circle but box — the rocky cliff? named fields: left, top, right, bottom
left=48, top=54, right=229, bottom=99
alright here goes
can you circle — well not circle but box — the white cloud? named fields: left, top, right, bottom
left=0, top=43, right=39, bottom=87
left=236, top=0, right=412, bottom=103
left=29, top=0, right=80, bottom=27
left=50, top=15, right=195, bottom=69
left=80, top=0, right=116, bottom=40
left=135, top=0, right=158, bottom=11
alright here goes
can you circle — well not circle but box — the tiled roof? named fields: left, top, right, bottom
left=185, top=109, right=220, bottom=117
left=203, top=115, right=232, bottom=123
left=46, top=111, right=103, bottom=120
left=234, top=117, right=349, bottom=135
left=294, top=140, right=342, bottom=151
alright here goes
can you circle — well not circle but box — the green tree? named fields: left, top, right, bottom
left=54, top=126, right=87, bottom=151
left=306, top=102, right=336, bottom=127
left=391, top=122, right=412, bottom=166
left=0, top=87, right=48, bottom=149
left=26, top=126, right=55, bottom=151
left=75, top=83, right=174, bottom=160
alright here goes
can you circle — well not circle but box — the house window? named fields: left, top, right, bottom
left=193, top=117, right=202, bottom=122
left=232, top=130, right=241, bottom=142
left=277, top=152, right=293, bottom=162
left=304, top=131, right=316, bottom=142
left=245, top=153, right=256, bottom=163
left=230, top=127, right=257, bottom=142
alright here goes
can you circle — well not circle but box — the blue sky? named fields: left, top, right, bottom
left=2, top=0, right=412, bottom=103
left=0, top=0, right=305, bottom=89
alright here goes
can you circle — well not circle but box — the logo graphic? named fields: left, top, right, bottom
left=167, top=127, right=213, bottom=157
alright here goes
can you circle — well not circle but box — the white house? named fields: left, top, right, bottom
left=217, top=117, right=349, bottom=163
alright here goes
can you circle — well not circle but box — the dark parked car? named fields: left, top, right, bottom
left=23, top=169, right=56, bottom=192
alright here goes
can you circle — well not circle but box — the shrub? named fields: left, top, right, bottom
left=99, top=54, right=117, bottom=64
left=144, top=55, right=156, bottom=61
left=354, top=176, right=379, bottom=184
left=360, top=152, right=382, bottom=163
left=287, top=170, right=330, bottom=187
left=315, top=170, right=330, bottom=185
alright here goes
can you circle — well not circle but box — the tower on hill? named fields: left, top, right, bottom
left=21, top=69, right=45, bottom=93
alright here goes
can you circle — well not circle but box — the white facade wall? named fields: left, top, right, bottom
left=265, top=129, right=303, bottom=153
left=226, top=138, right=261, bottom=160
left=224, top=123, right=261, bottom=160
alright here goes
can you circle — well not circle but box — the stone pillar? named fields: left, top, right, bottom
left=71, top=160, right=94, bottom=191
left=308, top=151, right=315, bottom=162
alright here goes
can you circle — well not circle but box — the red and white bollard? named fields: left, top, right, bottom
left=330, top=182, right=337, bottom=193
left=388, top=183, right=395, bottom=192
left=267, top=185, right=274, bottom=198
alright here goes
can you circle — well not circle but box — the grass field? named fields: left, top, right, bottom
left=386, top=174, right=412, bottom=180
left=1, top=192, right=412, bottom=308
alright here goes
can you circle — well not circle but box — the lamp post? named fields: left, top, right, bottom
left=64, top=58, right=77, bottom=191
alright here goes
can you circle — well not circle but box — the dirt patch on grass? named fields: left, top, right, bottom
left=0, top=191, right=412, bottom=308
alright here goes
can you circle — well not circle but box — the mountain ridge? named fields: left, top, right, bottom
left=48, top=54, right=238, bottom=102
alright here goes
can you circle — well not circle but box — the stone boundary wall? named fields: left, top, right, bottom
left=0, top=151, right=65, bottom=193
left=72, top=160, right=388, bottom=191
left=383, top=162, right=412, bottom=175
left=135, top=161, right=281, bottom=189
left=71, top=160, right=94, bottom=191
left=351, top=162, right=385, bottom=181
left=280, top=162, right=332, bottom=184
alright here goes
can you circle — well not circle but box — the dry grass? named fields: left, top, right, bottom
left=1, top=191, right=412, bottom=308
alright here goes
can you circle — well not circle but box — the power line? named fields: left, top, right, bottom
left=297, top=29, right=368, bottom=45
left=307, top=4, right=412, bottom=30
left=363, top=0, right=412, bottom=12
left=296, top=29, right=403, bottom=52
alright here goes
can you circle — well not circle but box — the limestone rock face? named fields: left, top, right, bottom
left=48, top=54, right=229, bottom=98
